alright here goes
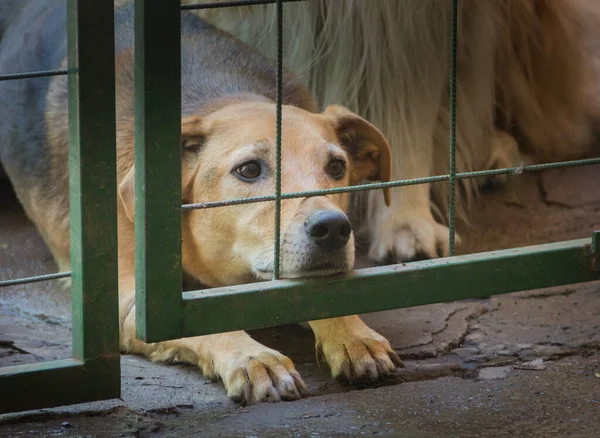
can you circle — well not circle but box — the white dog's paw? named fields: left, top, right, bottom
left=368, top=213, right=459, bottom=264
left=314, top=321, right=404, bottom=384
left=214, top=349, right=306, bottom=404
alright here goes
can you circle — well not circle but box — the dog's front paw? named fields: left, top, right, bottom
left=368, top=212, right=459, bottom=263
left=216, top=349, right=306, bottom=404
left=313, top=317, right=404, bottom=384
left=143, top=332, right=305, bottom=405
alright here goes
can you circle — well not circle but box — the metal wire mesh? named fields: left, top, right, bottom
left=0, top=66, right=74, bottom=288
left=2, top=0, right=600, bottom=290
left=448, top=0, right=458, bottom=256
left=0, top=69, right=70, bottom=82
left=181, top=0, right=305, bottom=10
left=273, top=0, right=284, bottom=279
left=176, top=0, right=599, bottom=279
left=181, top=157, right=600, bottom=210
left=0, top=272, right=71, bottom=288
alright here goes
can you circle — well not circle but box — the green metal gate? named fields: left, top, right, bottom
left=1, top=0, right=599, bottom=414
left=133, top=0, right=600, bottom=344
left=0, top=1, right=120, bottom=413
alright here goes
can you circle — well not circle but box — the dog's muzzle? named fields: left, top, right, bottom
left=252, top=209, right=353, bottom=280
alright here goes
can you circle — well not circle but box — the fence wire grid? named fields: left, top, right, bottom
left=2, top=0, right=599, bottom=290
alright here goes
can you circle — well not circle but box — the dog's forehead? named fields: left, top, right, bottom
left=215, top=102, right=326, bottom=131
left=210, top=102, right=340, bottom=156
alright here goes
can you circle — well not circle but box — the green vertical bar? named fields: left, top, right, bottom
left=447, top=0, right=458, bottom=256
left=134, top=0, right=182, bottom=342
left=273, top=0, right=284, bottom=279
left=67, top=0, right=119, bottom=364
left=593, top=231, right=599, bottom=272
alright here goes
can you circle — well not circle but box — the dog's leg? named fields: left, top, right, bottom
left=119, top=292, right=305, bottom=404
left=363, top=1, right=509, bottom=263
left=353, top=3, right=455, bottom=264
left=363, top=90, right=457, bottom=263
left=308, top=316, right=403, bottom=383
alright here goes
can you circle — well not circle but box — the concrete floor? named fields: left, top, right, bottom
left=1, top=166, right=600, bottom=437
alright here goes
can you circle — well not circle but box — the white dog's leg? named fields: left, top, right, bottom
left=361, top=45, right=452, bottom=263
left=363, top=0, right=506, bottom=264
left=347, top=1, right=457, bottom=264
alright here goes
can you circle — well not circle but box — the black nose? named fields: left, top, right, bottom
left=305, top=210, right=352, bottom=250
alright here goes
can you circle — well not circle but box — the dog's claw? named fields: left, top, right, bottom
left=389, top=350, right=405, bottom=368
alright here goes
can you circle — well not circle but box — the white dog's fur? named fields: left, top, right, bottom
left=186, top=0, right=600, bottom=262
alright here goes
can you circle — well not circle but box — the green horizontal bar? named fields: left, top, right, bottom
left=178, top=238, right=598, bottom=338
left=0, top=357, right=119, bottom=414
left=182, top=157, right=600, bottom=211
left=0, top=271, right=71, bottom=289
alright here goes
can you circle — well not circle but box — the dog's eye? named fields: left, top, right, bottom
left=234, top=160, right=262, bottom=181
left=327, top=159, right=346, bottom=180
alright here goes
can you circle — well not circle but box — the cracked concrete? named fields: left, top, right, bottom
left=361, top=303, right=488, bottom=359
left=1, top=165, right=600, bottom=436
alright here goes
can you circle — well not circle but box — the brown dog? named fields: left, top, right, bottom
left=0, top=2, right=402, bottom=403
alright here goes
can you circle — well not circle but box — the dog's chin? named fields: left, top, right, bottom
left=252, top=263, right=350, bottom=281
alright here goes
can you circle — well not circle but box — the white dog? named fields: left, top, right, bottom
left=187, top=0, right=600, bottom=263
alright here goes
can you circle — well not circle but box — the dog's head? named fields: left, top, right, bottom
left=119, top=101, right=391, bottom=286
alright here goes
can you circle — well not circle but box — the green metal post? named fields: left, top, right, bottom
left=134, top=0, right=183, bottom=342
left=0, top=0, right=119, bottom=413
left=593, top=231, right=599, bottom=272
left=68, top=0, right=119, bottom=364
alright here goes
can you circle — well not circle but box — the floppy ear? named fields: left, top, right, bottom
left=181, top=114, right=206, bottom=153
left=322, top=105, right=392, bottom=206
left=118, top=115, right=209, bottom=223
